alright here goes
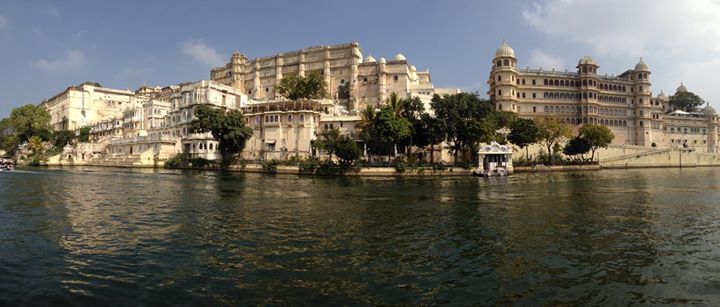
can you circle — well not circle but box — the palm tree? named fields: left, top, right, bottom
left=359, top=104, right=377, bottom=163
left=386, top=92, right=405, bottom=118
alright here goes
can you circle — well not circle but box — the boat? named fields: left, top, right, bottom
left=0, top=159, right=14, bottom=172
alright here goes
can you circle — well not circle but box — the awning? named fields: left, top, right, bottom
left=265, top=139, right=276, bottom=144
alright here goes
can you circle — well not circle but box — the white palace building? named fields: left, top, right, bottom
left=488, top=42, right=719, bottom=153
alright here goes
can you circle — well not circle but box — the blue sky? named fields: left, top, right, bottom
left=1, top=0, right=719, bottom=116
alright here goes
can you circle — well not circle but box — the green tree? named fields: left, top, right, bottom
left=315, top=128, right=342, bottom=162
left=413, top=113, right=446, bottom=163
left=51, top=130, right=76, bottom=151
left=563, top=136, right=591, bottom=161
left=534, top=117, right=573, bottom=164
left=669, top=91, right=705, bottom=112
left=508, top=118, right=539, bottom=161
left=191, top=105, right=253, bottom=167
left=431, top=92, right=494, bottom=163
left=386, top=92, right=406, bottom=117
left=27, top=135, right=47, bottom=166
left=78, top=127, right=91, bottom=142
left=375, top=106, right=412, bottom=156
left=578, top=124, right=614, bottom=161
left=275, top=71, right=328, bottom=101
left=334, top=135, right=361, bottom=166
left=8, top=104, right=51, bottom=143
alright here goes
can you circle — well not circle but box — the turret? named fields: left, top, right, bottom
left=577, top=56, right=599, bottom=123
left=231, top=51, right=246, bottom=92
left=704, top=105, right=719, bottom=153
left=633, top=58, right=653, bottom=146
left=490, top=41, right=519, bottom=113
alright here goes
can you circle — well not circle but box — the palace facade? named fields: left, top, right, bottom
left=39, top=42, right=458, bottom=165
left=488, top=42, right=719, bottom=152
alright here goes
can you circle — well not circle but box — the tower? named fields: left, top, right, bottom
left=490, top=41, right=519, bottom=113
left=633, top=58, right=652, bottom=146
left=577, top=56, right=599, bottom=125
left=703, top=105, right=719, bottom=153
left=230, top=51, right=246, bottom=92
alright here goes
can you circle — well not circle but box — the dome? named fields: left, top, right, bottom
left=379, top=57, right=386, bottom=64
left=657, top=90, right=668, bottom=101
left=495, top=41, right=515, bottom=58
left=410, top=65, right=417, bottom=72
left=635, top=57, right=649, bottom=71
left=703, top=105, right=717, bottom=116
left=677, top=82, right=688, bottom=93
left=578, top=56, right=598, bottom=66
left=364, top=55, right=376, bottom=63
left=393, top=53, right=406, bottom=61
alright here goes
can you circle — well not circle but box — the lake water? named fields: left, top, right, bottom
left=1, top=167, right=720, bottom=305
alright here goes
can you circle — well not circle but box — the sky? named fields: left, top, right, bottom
left=1, top=0, right=719, bottom=116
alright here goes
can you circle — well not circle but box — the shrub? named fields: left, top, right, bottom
left=164, top=153, right=191, bottom=169
left=299, top=157, right=320, bottom=173
left=394, top=160, right=406, bottom=172
left=262, top=159, right=279, bottom=173
left=432, top=162, right=447, bottom=171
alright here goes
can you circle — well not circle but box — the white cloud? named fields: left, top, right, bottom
left=522, top=0, right=720, bottom=57
left=528, top=50, right=565, bottom=70
left=521, top=0, right=720, bottom=105
left=0, top=15, right=7, bottom=30
left=32, top=50, right=86, bottom=73
left=181, top=40, right=226, bottom=66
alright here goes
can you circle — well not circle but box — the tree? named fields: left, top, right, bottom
left=508, top=118, right=539, bottom=161
left=8, top=104, right=51, bottom=143
left=431, top=92, right=494, bottom=163
left=374, top=106, right=412, bottom=156
left=386, top=92, right=406, bottom=117
left=534, top=117, right=573, bottom=164
left=413, top=113, right=446, bottom=163
left=275, top=71, right=328, bottom=101
left=334, top=135, right=361, bottom=166
left=669, top=91, right=705, bottom=112
left=578, top=124, right=614, bottom=161
left=191, top=105, right=253, bottom=167
left=315, top=128, right=342, bottom=162
left=78, top=127, right=91, bottom=142
left=563, top=136, right=591, bottom=161
left=51, top=130, right=76, bottom=151
left=26, top=135, right=47, bottom=166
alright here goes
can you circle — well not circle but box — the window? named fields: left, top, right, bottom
left=533, top=106, right=537, bottom=113
left=393, top=75, right=398, bottom=82
left=498, top=90, right=502, bottom=95
left=363, top=77, right=368, bottom=82
left=532, top=93, right=536, bottom=99
left=497, top=60, right=501, bottom=67
left=498, top=76, right=501, bottom=81
left=288, top=115, right=292, bottom=122
left=532, top=79, right=536, bottom=85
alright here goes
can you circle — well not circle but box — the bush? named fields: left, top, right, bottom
left=262, top=159, right=279, bottom=173
left=394, top=160, right=406, bottom=172
left=164, top=153, right=191, bottom=169
left=299, top=157, right=321, bottom=173
left=432, top=162, right=447, bottom=171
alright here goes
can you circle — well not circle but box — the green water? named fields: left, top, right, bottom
left=1, top=167, right=720, bottom=305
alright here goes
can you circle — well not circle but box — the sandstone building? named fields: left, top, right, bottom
left=488, top=42, right=719, bottom=152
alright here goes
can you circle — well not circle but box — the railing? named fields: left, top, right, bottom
left=109, top=134, right=176, bottom=145
left=600, top=148, right=672, bottom=164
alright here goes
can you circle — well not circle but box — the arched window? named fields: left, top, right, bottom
left=554, top=80, right=559, bottom=86
left=498, top=90, right=502, bottom=96
left=532, top=79, right=536, bottom=85
left=582, top=80, right=587, bottom=86
left=498, top=76, right=501, bottom=81
left=582, top=67, right=587, bottom=73
left=544, top=106, right=549, bottom=112
left=544, top=79, right=548, bottom=85
left=497, top=60, right=501, bottom=67
left=503, top=59, right=509, bottom=66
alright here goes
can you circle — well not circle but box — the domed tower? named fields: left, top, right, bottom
left=633, top=58, right=653, bottom=146
left=231, top=51, right=247, bottom=92
left=490, top=41, right=519, bottom=113
left=576, top=56, right=599, bottom=123
left=703, top=105, right=718, bottom=153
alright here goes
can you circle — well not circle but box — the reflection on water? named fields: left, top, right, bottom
left=2, top=167, right=720, bottom=304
